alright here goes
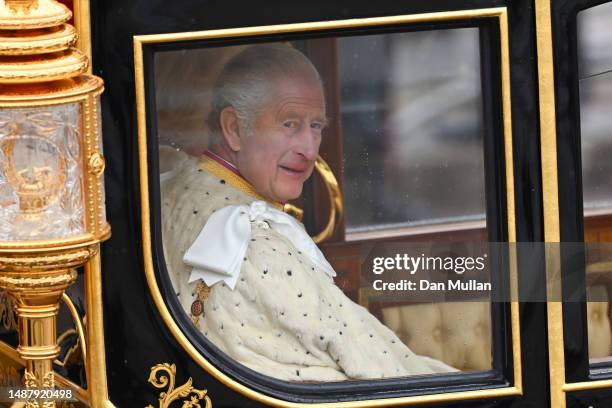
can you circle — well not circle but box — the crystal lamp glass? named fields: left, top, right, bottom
left=0, top=103, right=86, bottom=241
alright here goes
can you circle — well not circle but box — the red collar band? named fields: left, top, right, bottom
left=203, top=150, right=241, bottom=178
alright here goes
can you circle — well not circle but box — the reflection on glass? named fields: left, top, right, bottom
left=578, top=2, right=612, bottom=364
left=338, top=28, right=485, bottom=234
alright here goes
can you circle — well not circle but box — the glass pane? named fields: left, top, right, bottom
left=339, top=29, right=485, bottom=235
left=579, top=2, right=612, bottom=211
left=578, top=2, right=612, bottom=364
left=155, top=31, right=494, bottom=384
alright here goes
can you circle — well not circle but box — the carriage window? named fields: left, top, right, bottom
left=338, top=29, right=485, bottom=236
left=154, top=27, right=497, bottom=385
left=577, top=2, right=612, bottom=363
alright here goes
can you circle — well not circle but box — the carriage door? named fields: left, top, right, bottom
left=90, top=0, right=553, bottom=406
left=542, top=0, right=612, bottom=407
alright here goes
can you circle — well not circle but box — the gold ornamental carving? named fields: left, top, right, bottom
left=145, top=363, right=212, bottom=408
left=24, top=369, right=54, bottom=387
left=0, top=247, right=97, bottom=271
left=23, top=369, right=55, bottom=408
left=0, top=0, right=70, bottom=30
left=0, top=269, right=76, bottom=289
left=0, top=0, right=86, bottom=86
left=0, top=49, right=89, bottom=83
left=88, top=152, right=106, bottom=176
left=0, top=23, right=77, bottom=55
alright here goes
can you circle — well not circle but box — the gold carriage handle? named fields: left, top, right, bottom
left=283, top=156, right=344, bottom=244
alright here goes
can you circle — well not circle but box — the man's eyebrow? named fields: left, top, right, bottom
left=275, top=107, right=327, bottom=121
left=276, top=111, right=329, bottom=127
left=275, top=98, right=325, bottom=113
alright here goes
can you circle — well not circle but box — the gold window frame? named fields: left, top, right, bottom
left=134, top=7, right=521, bottom=406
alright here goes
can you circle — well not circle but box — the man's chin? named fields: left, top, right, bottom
left=274, top=186, right=303, bottom=203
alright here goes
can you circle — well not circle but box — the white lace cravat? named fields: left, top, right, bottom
left=184, top=200, right=336, bottom=289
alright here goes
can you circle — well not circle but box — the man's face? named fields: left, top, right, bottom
left=235, top=77, right=326, bottom=202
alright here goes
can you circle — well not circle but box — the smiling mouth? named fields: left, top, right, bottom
left=279, top=165, right=307, bottom=176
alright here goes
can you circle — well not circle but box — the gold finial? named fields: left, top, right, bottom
left=0, top=0, right=70, bottom=30
left=0, top=0, right=83, bottom=83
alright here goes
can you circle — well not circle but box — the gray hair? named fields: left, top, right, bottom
left=208, top=44, right=323, bottom=139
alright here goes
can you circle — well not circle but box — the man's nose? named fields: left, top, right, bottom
left=295, top=126, right=320, bottom=161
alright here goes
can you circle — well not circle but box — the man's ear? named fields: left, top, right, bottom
left=219, top=106, right=242, bottom=152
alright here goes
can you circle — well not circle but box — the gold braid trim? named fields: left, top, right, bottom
left=199, top=155, right=284, bottom=211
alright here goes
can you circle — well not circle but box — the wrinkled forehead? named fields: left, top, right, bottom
left=266, top=75, right=326, bottom=114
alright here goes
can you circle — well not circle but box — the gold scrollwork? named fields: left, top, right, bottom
left=54, top=328, right=83, bottom=369
left=145, top=363, right=212, bottom=408
left=23, top=370, right=55, bottom=408
left=0, top=289, right=17, bottom=331
left=24, top=369, right=54, bottom=388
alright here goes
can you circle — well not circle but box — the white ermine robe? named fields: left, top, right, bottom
left=161, top=154, right=451, bottom=381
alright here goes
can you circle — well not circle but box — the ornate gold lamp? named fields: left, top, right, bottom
left=0, top=0, right=109, bottom=402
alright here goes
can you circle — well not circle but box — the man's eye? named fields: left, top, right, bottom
left=311, top=122, right=324, bottom=130
left=283, top=121, right=298, bottom=128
